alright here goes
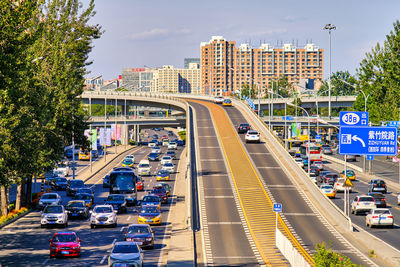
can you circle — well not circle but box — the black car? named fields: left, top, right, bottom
left=367, top=192, right=387, bottom=207
left=103, top=174, right=110, bottom=188
left=67, top=179, right=85, bottom=196
left=51, top=177, right=68, bottom=191
left=105, top=194, right=128, bottom=213
left=123, top=224, right=154, bottom=249
left=237, top=123, right=251, bottom=133
left=168, top=131, right=174, bottom=136
left=324, top=173, right=339, bottom=185
left=368, top=179, right=387, bottom=194
left=65, top=200, right=89, bottom=219
left=166, top=151, right=176, bottom=159
left=73, top=193, right=94, bottom=209
left=148, top=153, right=159, bottom=161
left=309, top=165, right=320, bottom=176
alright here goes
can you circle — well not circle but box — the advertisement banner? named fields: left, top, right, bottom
left=106, top=128, right=112, bottom=146
left=91, top=129, right=97, bottom=150
left=111, top=124, right=116, bottom=140
left=99, top=128, right=105, bottom=146
left=291, top=123, right=301, bottom=137
left=116, top=124, right=121, bottom=141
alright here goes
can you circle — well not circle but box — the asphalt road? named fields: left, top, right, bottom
left=0, top=129, right=183, bottom=267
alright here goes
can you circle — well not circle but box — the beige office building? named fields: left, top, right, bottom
left=157, top=64, right=201, bottom=94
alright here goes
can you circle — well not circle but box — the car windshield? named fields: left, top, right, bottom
left=108, top=195, right=124, bottom=201
left=248, top=131, right=258, bottom=134
left=42, top=194, right=57, bottom=199
left=44, top=206, right=63, bottom=213
left=152, top=188, right=166, bottom=194
left=123, top=159, right=133, bottom=163
left=112, top=244, right=139, bottom=254
left=94, top=206, right=112, bottom=213
left=55, top=178, right=67, bottom=183
left=143, top=196, right=159, bottom=202
left=78, top=188, right=91, bottom=194
left=74, top=194, right=91, bottom=200
left=127, top=226, right=150, bottom=234
left=158, top=170, right=169, bottom=176
left=141, top=206, right=159, bottom=213
left=70, top=180, right=84, bottom=187
left=162, top=157, right=171, bottom=160
left=139, top=164, right=150, bottom=168
left=373, top=181, right=385, bottom=185
left=374, top=210, right=391, bottom=215
left=68, top=202, right=85, bottom=208
left=149, top=153, right=158, bottom=157
left=321, top=185, right=332, bottom=189
left=153, top=147, right=160, bottom=150
left=164, top=163, right=173, bottom=167
left=359, top=197, right=374, bottom=202
left=240, top=124, right=250, bottom=127
left=167, top=152, right=174, bottom=155
left=53, top=234, right=76, bottom=243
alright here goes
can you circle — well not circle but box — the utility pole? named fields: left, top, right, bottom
left=323, top=23, right=336, bottom=118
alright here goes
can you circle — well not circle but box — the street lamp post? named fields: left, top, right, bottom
left=268, top=90, right=288, bottom=150
left=323, top=23, right=336, bottom=118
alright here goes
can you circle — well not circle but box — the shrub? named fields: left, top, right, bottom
left=178, top=131, right=186, bottom=142
left=314, top=242, right=360, bottom=266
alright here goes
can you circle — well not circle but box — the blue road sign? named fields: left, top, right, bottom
left=388, top=121, right=400, bottom=127
left=273, top=203, right=282, bottom=212
left=339, top=126, right=397, bottom=155
left=282, top=116, right=293, bottom=121
left=340, top=111, right=369, bottom=127
left=367, top=155, right=374, bottom=160
left=316, top=135, right=322, bottom=140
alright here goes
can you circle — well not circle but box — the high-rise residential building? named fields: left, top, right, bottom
left=121, top=67, right=158, bottom=92
left=184, top=58, right=200, bottom=69
left=84, top=76, right=103, bottom=90
left=200, top=36, right=324, bottom=96
left=157, top=64, right=201, bottom=94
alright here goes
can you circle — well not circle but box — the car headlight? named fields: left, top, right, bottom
left=146, top=237, right=152, bottom=241
left=126, top=237, right=133, bottom=241
left=138, top=215, right=145, bottom=220
left=39, top=201, right=44, bottom=205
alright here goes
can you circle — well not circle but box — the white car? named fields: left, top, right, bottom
left=38, top=193, right=62, bottom=209
left=152, top=147, right=161, bottom=154
left=161, top=163, right=175, bottom=173
left=168, top=142, right=177, bottom=150
left=90, top=205, right=117, bottom=228
left=313, top=162, right=324, bottom=171
left=334, top=178, right=353, bottom=193
left=366, top=208, right=394, bottom=228
left=295, top=158, right=304, bottom=168
left=41, top=205, right=68, bottom=228
left=245, top=130, right=260, bottom=143
left=53, top=163, right=69, bottom=177
left=161, top=156, right=173, bottom=165
left=124, top=155, right=135, bottom=163
left=351, top=195, right=376, bottom=215
left=138, top=160, right=151, bottom=176
left=109, top=242, right=143, bottom=267
left=214, top=96, right=224, bottom=104
left=148, top=142, right=156, bottom=148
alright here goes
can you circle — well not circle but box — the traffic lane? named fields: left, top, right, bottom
left=190, top=101, right=259, bottom=266
left=224, top=106, right=368, bottom=265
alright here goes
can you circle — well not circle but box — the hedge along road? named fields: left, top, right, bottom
left=189, top=99, right=313, bottom=266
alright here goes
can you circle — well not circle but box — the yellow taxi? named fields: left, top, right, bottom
left=320, top=184, right=336, bottom=198
left=137, top=205, right=161, bottom=225
left=341, top=170, right=356, bottom=180
left=78, top=149, right=90, bottom=160
left=222, top=99, right=232, bottom=106
left=121, top=158, right=134, bottom=167
left=156, top=170, right=170, bottom=181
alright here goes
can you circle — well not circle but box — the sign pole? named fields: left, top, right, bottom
left=344, top=154, right=347, bottom=215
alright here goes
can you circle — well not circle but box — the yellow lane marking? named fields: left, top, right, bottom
left=191, top=100, right=314, bottom=266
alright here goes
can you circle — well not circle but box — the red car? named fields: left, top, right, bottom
left=49, top=232, right=81, bottom=258
left=137, top=177, right=144, bottom=191
left=150, top=188, right=168, bottom=204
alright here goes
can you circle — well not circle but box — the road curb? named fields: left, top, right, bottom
left=0, top=209, right=32, bottom=230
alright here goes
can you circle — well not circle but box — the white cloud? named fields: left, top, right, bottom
left=125, top=28, right=192, bottom=41
left=282, top=15, right=306, bottom=22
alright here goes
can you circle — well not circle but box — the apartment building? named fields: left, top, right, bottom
left=121, top=67, right=158, bottom=92
left=157, top=64, right=201, bottom=94
left=200, top=36, right=323, bottom=95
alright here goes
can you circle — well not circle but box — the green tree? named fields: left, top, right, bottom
left=240, top=83, right=256, bottom=98
left=318, top=71, right=357, bottom=96
left=268, top=75, right=293, bottom=97
left=356, top=20, right=400, bottom=123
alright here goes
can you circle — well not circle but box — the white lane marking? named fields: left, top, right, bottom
left=41, top=259, right=49, bottom=265
left=208, top=222, right=242, bottom=225
left=100, top=255, right=107, bottom=264
left=127, top=216, right=131, bottom=221
left=112, top=238, right=117, bottom=245
left=120, top=227, right=124, bottom=232
left=248, top=152, right=270, bottom=155
left=257, top=166, right=280, bottom=169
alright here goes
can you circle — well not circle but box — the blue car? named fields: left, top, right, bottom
left=141, top=195, right=161, bottom=209
left=105, top=194, right=128, bottom=213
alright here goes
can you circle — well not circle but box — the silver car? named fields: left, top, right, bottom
left=90, top=205, right=117, bottom=228
left=108, top=241, right=143, bottom=267
left=41, top=205, right=68, bottom=228
left=38, top=193, right=62, bottom=209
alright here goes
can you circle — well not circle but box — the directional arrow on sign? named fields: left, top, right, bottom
left=352, top=135, right=365, bottom=147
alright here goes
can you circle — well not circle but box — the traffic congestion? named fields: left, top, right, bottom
left=0, top=128, right=185, bottom=266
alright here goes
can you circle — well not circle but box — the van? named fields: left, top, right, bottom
left=138, top=160, right=151, bottom=176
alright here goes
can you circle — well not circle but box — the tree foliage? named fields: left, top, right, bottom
left=313, top=242, right=360, bottom=266
left=318, top=71, right=357, bottom=96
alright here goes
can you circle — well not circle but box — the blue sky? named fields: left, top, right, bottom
left=85, top=0, right=400, bottom=80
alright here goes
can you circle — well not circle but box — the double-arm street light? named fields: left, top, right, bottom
left=323, top=23, right=336, bottom=118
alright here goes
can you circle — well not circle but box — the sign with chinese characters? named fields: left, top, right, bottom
left=273, top=203, right=282, bottom=212
left=339, top=126, right=397, bottom=155
left=387, top=121, right=400, bottom=127
left=339, top=111, right=369, bottom=127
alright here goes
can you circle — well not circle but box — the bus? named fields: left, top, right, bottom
left=109, top=168, right=137, bottom=206
left=299, top=143, right=322, bottom=162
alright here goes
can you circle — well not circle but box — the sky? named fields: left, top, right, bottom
left=84, top=0, right=400, bottom=80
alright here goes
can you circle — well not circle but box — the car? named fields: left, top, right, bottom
left=245, top=130, right=261, bottom=143
left=67, top=179, right=85, bottom=197
left=122, top=158, right=134, bottom=167
left=367, top=192, right=387, bottom=208
left=214, top=96, right=224, bottom=104
left=351, top=195, right=377, bottom=215
left=366, top=208, right=394, bottom=228
left=156, top=170, right=171, bottom=181
left=137, top=205, right=162, bottom=225
left=152, top=134, right=158, bottom=139
left=38, top=193, right=62, bottom=209
left=162, top=138, right=169, bottom=147
left=108, top=241, right=143, bottom=267
left=41, top=205, right=68, bottom=228
left=125, top=155, right=135, bottom=163
left=340, top=170, right=356, bottom=180
left=161, top=162, right=175, bottom=173
left=320, top=184, right=336, bottom=198
left=368, top=179, right=387, bottom=194
left=154, top=182, right=171, bottom=197
left=113, top=167, right=133, bottom=172
left=73, top=193, right=94, bottom=209
left=175, top=139, right=185, bottom=146
left=147, top=153, right=159, bottom=161
left=309, top=165, right=320, bottom=176
left=161, top=156, right=173, bottom=165
left=123, top=224, right=154, bottom=249
left=323, top=173, right=339, bottom=186
left=91, top=150, right=99, bottom=158
left=90, top=205, right=117, bottom=228
left=136, top=176, right=144, bottom=191
left=152, top=146, right=161, bottom=154
left=322, top=147, right=333, bottom=155
left=65, top=200, right=89, bottom=219
left=141, top=195, right=161, bottom=209
left=168, top=130, right=174, bottom=136
left=103, top=174, right=110, bottom=188
left=53, top=163, right=70, bottom=177
left=345, top=155, right=356, bottom=162
left=76, top=188, right=94, bottom=198
left=148, top=142, right=156, bottom=148
left=237, top=123, right=251, bottom=134
left=51, top=177, right=68, bottom=191
left=49, top=232, right=81, bottom=258
left=313, top=162, right=324, bottom=171
left=78, top=149, right=90, bottom=160
left=138, top=160, right=151, bottom=176
left=294, top=158, right=304, bottom=168
left=168, top=142, right=177, bottom=150
left=151, top=188, right=168, bottom=204
left=334, top=178, right=354, bottom=193
left=166, top=150, right=176, bottom=159
left=222, top=99, right=232, bottom=106
left=105, top=194, right=128, bottom=214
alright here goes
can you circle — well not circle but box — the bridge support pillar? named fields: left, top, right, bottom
left=121, top=124, right=128, bottom=145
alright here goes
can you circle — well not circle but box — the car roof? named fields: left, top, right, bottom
left=114, top=241, right=139, bottom=246
left=54, top=231, right=76, bottom=235
left=93, top=204, right=113, bottom=208
left=68, top=200, right=85, bottom=204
